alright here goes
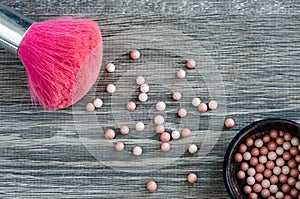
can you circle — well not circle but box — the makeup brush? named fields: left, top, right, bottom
left=0, top=3, right=103, bottom=110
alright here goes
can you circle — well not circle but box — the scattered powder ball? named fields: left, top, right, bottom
left=172, top=92, right=182, bottom=101
left=136, top=76, right=145, bottom=85
left=155, top=125, right=165, bottom=134
left=156, top=101, right=166, bottom=111
left=106, top=63, right=115, bottom=72
left=138, top=93, right=148, bottom=102
left=120, top=126, right=129, bottom=135
left=186, top=59, right=196, bottom=69
left=104, top=129, right=115, bottom=140
left=133, top=146, right=143, bottom=156
left=187, top=173, right=197, bottom=184
left=171, top=131, right=180, bottom=140
left=176, top=69, right=186, bottom=79
left=160, top=132, right=171, bottom=142
left=154, top=115, right=165, bottom=125
left=127, top=101, right=136, bottom=111
left=182, top=128, right=191, bottom=138
left=140, top=84, right=150, bottom=93
left=192, top=97, right=201, bottom=107
left=198, top=103, right=208, bottom=113
left=93, top=98, right=103, bottom=108
left=130, top=49, right=140, bottom=60
left=135, top=122, right=145, bottom=131
left=115, top=141, right=125, bottom=151
left=85, top=102, right=95, bottom=112
left=224, top=118, right=235, bottom=128
left=161, top=142, right=171, bottom=152
left=188, top=144, right=198, bottom=154
left=146, top=180, right=157, bottom=192
left=178, top=108, right=187, bottom=118
left=208, top=100, right=218, bottom=110
left=106, top=84, right=116, bottom=93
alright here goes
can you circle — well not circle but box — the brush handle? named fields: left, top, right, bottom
left=0, top=3, right=33, bottom=54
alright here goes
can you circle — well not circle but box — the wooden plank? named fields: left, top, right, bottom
left=0, top=1, right=299, bottom=198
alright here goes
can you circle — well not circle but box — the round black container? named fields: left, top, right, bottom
left=223, top=118, right=300, bottom=199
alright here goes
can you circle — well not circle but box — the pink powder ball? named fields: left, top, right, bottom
left=186, top=59, right=196, bottom=69
left=104, top=129, right=115, bottom=140
left=182, top=128, right=191, bottom=138
left=224, top=118, right=235, bottom=128
left=146, top=180, right=157, bottom=192
left=130, top=49, right=140, bottom=60
left=155, top=125, right=165, bottom=134
left=127, top=101, right=136, bottom=111
left=160, top=132, right=171, bottom=142
left=178, top=108, right=187, bottom=118
left=176, top=69, right=186, bottom=79
left=161, top=142, right=171, bottom=152
left=115, top=141, right=125, bottom=151
left=120, top=126, right=129, bottom=135
left=187, top=173, right=197, bottom=184
left=85, top=102, right=95, bottom=112
left=198, top=103, right=208, bottom=113
left=172, top=92, right=182, bottom=101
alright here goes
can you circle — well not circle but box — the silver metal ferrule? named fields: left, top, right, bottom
left=0, top=3, right=33, bottom=54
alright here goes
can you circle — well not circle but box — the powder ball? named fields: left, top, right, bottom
left=93, top=98, right=103, bottom=108
left=85, top=102, right=95, bottom=112
left=106, top=63, right=115, bottom=72
left=130, top=49, right=140, bottom=60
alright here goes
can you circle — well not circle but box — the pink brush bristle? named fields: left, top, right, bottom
left=18, top=18, right=103, bottom=110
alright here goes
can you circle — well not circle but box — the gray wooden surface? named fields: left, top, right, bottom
left=0, top=0, right=300, bottom=198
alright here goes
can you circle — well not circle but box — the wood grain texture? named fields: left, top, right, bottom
left=0, top=0, right=300, bottom=198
